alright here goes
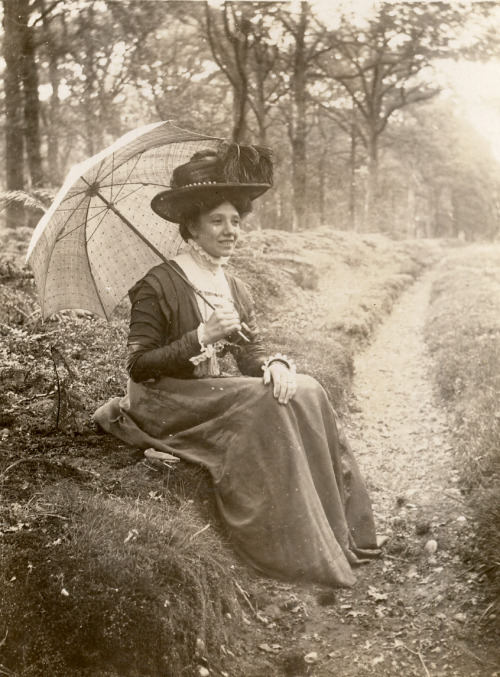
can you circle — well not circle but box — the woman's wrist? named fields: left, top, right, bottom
left=197, top=322, right=219, bottom=348
left=262, top=353, right=295, bottom=371
left=197, top=323, right=206, bottom=349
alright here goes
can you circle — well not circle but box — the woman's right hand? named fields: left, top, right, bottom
left=203, top=308, right=242, bottom=345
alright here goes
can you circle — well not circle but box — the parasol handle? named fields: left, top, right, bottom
left=86, top=182, right=251, bottom=343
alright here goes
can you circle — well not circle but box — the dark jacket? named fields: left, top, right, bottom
left=127, top=262, right=267, bottom=382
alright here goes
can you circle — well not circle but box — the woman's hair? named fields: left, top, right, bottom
left=178, top=193, right=253, bottom=242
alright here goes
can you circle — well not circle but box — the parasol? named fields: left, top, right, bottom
left=26, top=121, right=223, bottom=320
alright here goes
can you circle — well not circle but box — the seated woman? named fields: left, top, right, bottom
left=94, top=142, right=381, bottom=588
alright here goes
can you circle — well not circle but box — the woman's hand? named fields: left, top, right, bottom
left=263, top=361, right=297, bottom=405
left=203, top=308, right=242, bottom=345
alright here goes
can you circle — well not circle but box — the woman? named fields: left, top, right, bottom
left=94, top=143, right=381, bottom=588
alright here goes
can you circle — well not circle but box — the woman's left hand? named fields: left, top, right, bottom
left=263, top=362, right=297, bottom=405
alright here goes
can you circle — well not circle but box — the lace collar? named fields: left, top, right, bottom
left=187, top=239, right=230, bottom=274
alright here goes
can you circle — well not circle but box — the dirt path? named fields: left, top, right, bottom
left=244, top=271, right=499, bottom=677
left=342, top=270, right=497, bottom=676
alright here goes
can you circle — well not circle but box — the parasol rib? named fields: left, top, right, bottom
left=83, top=187, right=108, bottom=318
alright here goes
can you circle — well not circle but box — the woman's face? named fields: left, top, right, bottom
left=189, top=201, right=241, bottom=258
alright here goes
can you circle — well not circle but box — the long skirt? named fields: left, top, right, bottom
left=93, top=374, right=380, bottom=587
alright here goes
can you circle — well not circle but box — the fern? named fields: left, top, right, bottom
left=0, top=190, right=54, bottom=215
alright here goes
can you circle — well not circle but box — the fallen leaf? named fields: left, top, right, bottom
left=424, top=539, right=438, bottom=554
left=304, top=652, right=318, bottom=664
left=368, top=586, right=388, bottom=601
left=124, top=529, right=138, bottom=544
left=259, top=643, right=279, bottom=653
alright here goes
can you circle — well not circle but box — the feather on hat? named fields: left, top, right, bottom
left=151, top=141, right=273, bottom=223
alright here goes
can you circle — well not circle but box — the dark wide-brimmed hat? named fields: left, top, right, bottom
left=151, top=142, right=273, bottom=223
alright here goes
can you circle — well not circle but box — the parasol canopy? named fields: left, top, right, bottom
left=26, top=121, right=221, bottom=319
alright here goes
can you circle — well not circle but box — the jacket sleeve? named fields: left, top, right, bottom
left=229, top=280, right=268, bottom=376
left=126, top=280, right=200, bottom=382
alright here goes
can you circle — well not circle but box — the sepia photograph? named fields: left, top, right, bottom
left=0, top=1, right=499, bottom=675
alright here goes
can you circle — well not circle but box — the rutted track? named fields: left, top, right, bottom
left=238, top=269, right=499, bottom=677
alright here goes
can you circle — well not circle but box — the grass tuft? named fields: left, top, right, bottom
left=0, top=484, right=238, bottom=676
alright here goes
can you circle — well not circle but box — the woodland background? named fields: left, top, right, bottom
left=2, top=3, right=500, bottom=675
left=2, top=0, right=500, bottom=238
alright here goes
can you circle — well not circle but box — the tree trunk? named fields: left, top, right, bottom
left=82, top=4, right=98, bottom=156
left=3, top=0, right=26, bottom=228
left=21, top=14, right=44, bottom=188
left=229, top=8, right=250, bottom=143
left=290, top=121, right=307, bottom=230
left=254, top=75, right=268, bottom=145
left=318, top=152, right=325, bottom=225
left=349, top=115, right=357, bottom=231
left=363, top=132, right=378, bottom=231
left=289, top=3, right=309, bottom=231
left=42, top=2, right=61, bottom=185
left=232, top=85, right=248, bottom=143
left=407, top=176, right=417, bottom=238
left=252, top=36, right=270, bottom=146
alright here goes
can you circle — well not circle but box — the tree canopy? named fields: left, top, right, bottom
left=1, top=0, right=499, bottom=238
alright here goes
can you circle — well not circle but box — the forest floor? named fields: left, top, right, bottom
left=230, top=267, right=500, bottom=677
